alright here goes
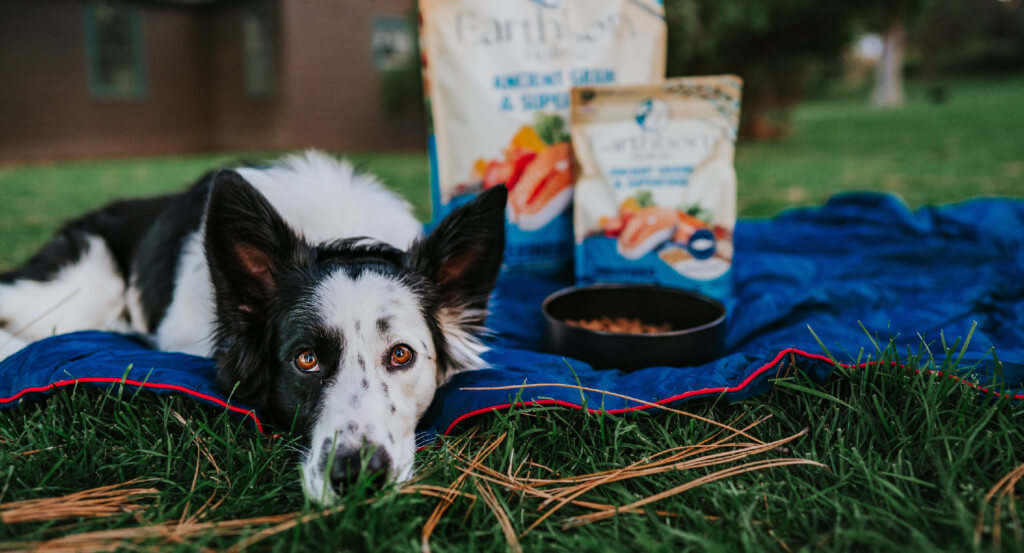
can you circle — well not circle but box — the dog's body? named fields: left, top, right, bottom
left=0, top=151, right=506, bottom=503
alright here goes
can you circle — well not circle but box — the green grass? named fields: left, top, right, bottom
left=1, top=343, right=1022, bottom=551
left=2, top=76, right=1022, bottom=270
left=1, top=75, right=1023, bottom=551
left=0, top=153, right=431, bottom=270
left=735, top=75, right=1024, bottom=215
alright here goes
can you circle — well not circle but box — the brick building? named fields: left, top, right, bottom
left=0, top=0, right=425, bottom=162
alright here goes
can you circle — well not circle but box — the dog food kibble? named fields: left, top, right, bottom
left=565, top=317, right=673, bottom=334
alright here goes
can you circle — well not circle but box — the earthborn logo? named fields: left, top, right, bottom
left=634, top=98, right=669, bottom=132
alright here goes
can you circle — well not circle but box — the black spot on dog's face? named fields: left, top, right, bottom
left=376, top=316, right=391, bottom=338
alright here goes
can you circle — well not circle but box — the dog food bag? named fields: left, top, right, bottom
left=570, top=75, right=742, bottom=300
left=419, top=0, right=667, bottom=275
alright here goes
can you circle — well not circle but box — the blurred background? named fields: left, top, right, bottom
left=1, top=0, right=1022, bottom=268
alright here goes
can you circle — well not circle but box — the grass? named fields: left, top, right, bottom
left=1, top=75, right=1023, bottom=551
left=735, top=75, right=1024, bottom=215
left=0, top=153, right=430, bottom=270
left=1, top=343, right=1022, bottom=551
left=3, top=76, right=1023, bottom=270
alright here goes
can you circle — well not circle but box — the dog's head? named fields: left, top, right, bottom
left=203, top=170, right=506, bottom=503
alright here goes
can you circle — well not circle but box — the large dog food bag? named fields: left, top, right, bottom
left=570, top=76, right=742, bottom=299
left=419, top=0, right=666, bottom=275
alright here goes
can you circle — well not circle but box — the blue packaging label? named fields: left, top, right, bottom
left=570, top=76, right=742, bottom=300
left=576, top=234, right=732, bottom=299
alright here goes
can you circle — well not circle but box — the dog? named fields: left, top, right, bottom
left=0, top=151, right=507, bottom=503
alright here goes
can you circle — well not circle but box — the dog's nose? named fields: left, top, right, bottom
left=326, top=443, right=391, bottom=493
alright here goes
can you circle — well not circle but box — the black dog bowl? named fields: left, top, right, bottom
left=541, top=284, right=727, bottom=371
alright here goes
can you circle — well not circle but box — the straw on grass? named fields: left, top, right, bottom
left=564, top=456, right=823, bottom=528
left=415, top=410, right=825, bottom=550
left=421, top=432, right=507, bottom=553
left=0, top=484, right=472, bottom=553
left=171, top=411, right=230, bottom=526
left=460, top=382, right=769, bottom=444
left=0, top=478, right=158, bottom=525
left=0, top=511, right=317, bottom=553
left=3, top=385, right=825, bottom=552
left=473, top=478, right=522, bottom=553
left=975, top=461, right=1024, bottom=548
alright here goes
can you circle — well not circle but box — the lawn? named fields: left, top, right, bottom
left=1, top=76, right=1023, bottom=552
left=0, top=153, right=431, bottom=271
left=2, top=75, right=1022, bottom=270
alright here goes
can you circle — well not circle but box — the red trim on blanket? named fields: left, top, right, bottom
left=440, top=347, right=1024, bottom=436
left=0, top=376, right=277, bottom=436
left=3, top=348, right=1020, bottom=442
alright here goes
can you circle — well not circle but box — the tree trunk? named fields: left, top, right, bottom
left=872, top=16, right=907, bottom=108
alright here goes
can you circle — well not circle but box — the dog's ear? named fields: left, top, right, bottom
left=205, top=170, right=307, bottom=313
left=409, top=185, right=507, bottom=311
left=408, top=186, right=506, bottom=374
left=204, top=170, right=308, bottom=404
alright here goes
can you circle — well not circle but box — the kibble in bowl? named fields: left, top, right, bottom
left=542, top=284, right=726, bottom=371
left=565, top=317, right=674, bottom=335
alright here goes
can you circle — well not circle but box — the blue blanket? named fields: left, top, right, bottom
left=3, top=194, right=1023, bottom=439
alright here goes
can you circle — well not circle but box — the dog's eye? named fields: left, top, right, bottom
left=294, top=350, right=320, bottom=372
left=388, top=344, right=415, bottom=369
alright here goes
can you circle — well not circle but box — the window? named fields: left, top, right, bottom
left=242, top=6, right=276, bottom=99
left=83, top=3, right=147, bottom=100
left=371, top=16, right=415, bottom=72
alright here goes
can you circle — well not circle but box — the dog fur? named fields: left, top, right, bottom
left=0, top=151, right=507, bottom=503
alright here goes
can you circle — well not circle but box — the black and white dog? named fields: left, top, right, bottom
left=0, top=151, right=506, bottom=503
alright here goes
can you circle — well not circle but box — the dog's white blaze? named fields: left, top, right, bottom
left=0, top=236, right=128, bottom=348
left=236, top=151, right=421, bottom=250
left=301, top=271, right=438, bottom=503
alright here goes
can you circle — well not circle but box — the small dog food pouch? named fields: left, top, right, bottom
left=570, top=75, right=742, bottom=299
left=419, top=0, right=666, bottom=275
